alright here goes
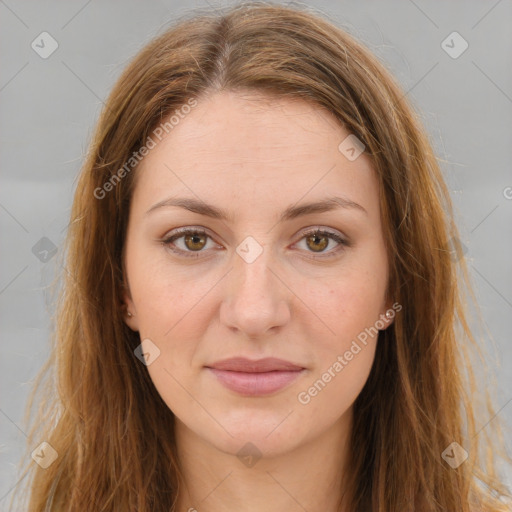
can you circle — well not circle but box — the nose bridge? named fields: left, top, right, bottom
left=233, top=236, right=278, bottom=307
left=220, top=236, right=290, bottom=336
left=236, top=241, right=273, bottom=294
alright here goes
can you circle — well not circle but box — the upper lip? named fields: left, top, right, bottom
left=206, top=357, right=305, bottom=373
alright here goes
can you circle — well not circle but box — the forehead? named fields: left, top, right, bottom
left=132, top=90, right=379, bottom=219
left=148, top=90, right=348, bottom=159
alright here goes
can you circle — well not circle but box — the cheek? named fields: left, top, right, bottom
left=295, top=278, right=381, bottom=413
left=145, top=357, right=202, bottom=426
left=127, top=244, right=210, bottom=335
left=299, top=341, right=377, bottom=425
left=293, top=269, right=384, bottom=410
left=300, top=268, right=385, bottom=347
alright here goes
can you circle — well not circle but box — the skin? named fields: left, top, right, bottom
left=122, top=89, right=394, bottom=512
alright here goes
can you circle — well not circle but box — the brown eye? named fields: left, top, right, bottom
left=295, top=229, right=348, bottom=259
left=163, top=227, right=347, bottom=260
left=162, top=228, right=217, bottom=258
left=183, top=232, right=207, bottom=251
left=305, top=232, right=329, bottom=252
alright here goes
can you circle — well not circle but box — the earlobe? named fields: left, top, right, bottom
left=383, top=310, right=394, bottom=329
left=123, top=309, right=139, bottom=332
left=122, top=305, right=139, bottom=332
left=121, top=287, right=139, bottom=331
left=379, top=300, right=397, bottom=331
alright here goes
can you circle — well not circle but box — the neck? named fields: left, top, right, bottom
left=173, top=410, right=353, bottom=512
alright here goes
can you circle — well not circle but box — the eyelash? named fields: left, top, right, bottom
left=160, top=227, right=349, bottom=260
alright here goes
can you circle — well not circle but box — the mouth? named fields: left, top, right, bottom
left=205, top=357, right=306, bottom=396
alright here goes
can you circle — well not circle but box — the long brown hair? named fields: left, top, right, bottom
left=10, top=2, right=511, bottom=510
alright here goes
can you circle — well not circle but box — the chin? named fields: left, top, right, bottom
left=196, top=410, right=305, bottom=457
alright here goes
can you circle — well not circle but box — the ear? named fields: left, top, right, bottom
left=121, top=286, right=139, bottom=332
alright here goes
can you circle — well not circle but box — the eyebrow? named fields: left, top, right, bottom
left=145, top=195, right=368, bottom=222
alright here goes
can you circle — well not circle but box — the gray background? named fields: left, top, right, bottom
left=1, top=0, right=511, bottom=508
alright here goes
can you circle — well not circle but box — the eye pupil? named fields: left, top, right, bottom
left=307, top=233, right=328, bottom=252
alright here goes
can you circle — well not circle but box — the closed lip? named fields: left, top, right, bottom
left=205, top=357, right=305, bottom=372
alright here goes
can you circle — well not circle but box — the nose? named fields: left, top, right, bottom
left=219, top=242, right=291, bottom=339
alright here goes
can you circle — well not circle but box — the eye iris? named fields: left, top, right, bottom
left=184, top=232, right=207, bottom=251
left=306, top=233, right=328, bottom=252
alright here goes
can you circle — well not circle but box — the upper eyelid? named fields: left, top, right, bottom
left=164, top=226, right=344, bottom=242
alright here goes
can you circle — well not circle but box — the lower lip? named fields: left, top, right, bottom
left=206, top=368, right=305, bottom=396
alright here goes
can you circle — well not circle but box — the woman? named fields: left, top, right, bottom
left=13, top=2, right=511, bottom=511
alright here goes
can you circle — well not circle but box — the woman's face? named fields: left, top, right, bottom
left=123, top=90, right=393, bottom=457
